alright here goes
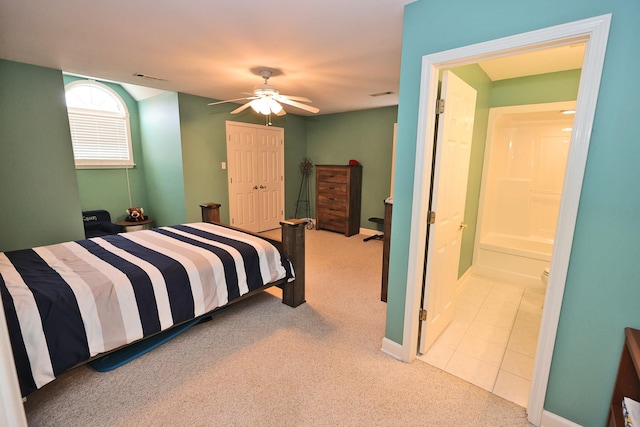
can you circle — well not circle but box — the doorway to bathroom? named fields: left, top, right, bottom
left=418, top=100, right=576, bottom=407
left=393, top=14, right=611, bottom=426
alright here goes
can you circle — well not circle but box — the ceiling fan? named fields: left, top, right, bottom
left=207, top=70, right=319, bottom=116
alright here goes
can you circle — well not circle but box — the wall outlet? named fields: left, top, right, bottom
left=221, top=162, right=226, bottom=170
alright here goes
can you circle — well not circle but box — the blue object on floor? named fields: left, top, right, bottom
left=88, top=318, right=202, bottom=372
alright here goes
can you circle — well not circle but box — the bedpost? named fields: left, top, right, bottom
left=200, top=203, right=221, bottom=224
left=280, top=219, right=306, bottom=307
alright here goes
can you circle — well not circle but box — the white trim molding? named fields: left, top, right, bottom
left=540, top=410, right=583, bottom=427
left=381, top=337, right=403, bottom=360
left=400, top=13, right=611, bottom=427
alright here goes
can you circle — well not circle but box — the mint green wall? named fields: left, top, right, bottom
left=64, top=75, right=149, bottom=222
left=139, top=92, right=186, bottom=226
left=389, top=1, right=640, bottom=425
left=0, top=60, right=84, bottom=251
left=306, top=106, right=398, bottom=225
left=177, top=93, right=309, bottom=224
left=280, top=114, right=308, bottom=219
left=490, top=69, right=582, bottom=107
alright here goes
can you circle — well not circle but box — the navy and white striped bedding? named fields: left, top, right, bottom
left=0, top=222, right=293, bottom=397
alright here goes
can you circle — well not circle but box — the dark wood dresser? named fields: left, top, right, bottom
left=315, top=165, right=362, bottom=236
left=608, top=328, right=640, bottom=427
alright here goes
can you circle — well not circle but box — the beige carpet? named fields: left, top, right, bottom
left=23, top=228, right=533, bottom=426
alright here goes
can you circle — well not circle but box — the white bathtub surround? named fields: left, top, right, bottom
left=475, top=233, right=553, bottom=289
left=474, top=101, right=576, bottom=288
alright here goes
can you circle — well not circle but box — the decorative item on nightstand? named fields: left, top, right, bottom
left=116, top=207, right=154, bottom=232
left=125, top=206, right=147, bottom=222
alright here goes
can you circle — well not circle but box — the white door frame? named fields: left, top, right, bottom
left=398, top=14, right=611, bottom=425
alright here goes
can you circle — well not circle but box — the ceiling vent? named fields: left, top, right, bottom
left=133, top=73, right=166, bottom=81
left=369, top=91, right=394, bottom=97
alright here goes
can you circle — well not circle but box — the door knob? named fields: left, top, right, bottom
left=259, top=185, right=266, bottom=189
left=459, top=223, right=468, bottom=230
left=253, top=185, right=258, bottom=190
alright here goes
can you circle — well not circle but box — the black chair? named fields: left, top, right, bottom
left=364, top=217, right=384, bottom=242
left=82, top=210, right=122, bottom=238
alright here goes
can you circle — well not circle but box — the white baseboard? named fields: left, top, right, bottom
left=381, top=337, right=403, bottom=360
left=540, top=410, right=582, bottom=427
left=456, top=266, right=473, bottom=296
left=360, top=227, right=380, bottom=236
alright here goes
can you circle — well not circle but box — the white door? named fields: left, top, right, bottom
left=256, top=128, right=284, bottom=231
left=419, top=71, right=477, bottom=353
left=226, top=121, right=284, bottom=233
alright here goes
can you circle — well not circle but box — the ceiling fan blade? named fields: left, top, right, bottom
left=276, top=94, right=312, bottom=103
left=277, top=98, right=320, bottom=114
left=230, top=102, right=254, bottom=114
left=207, top=96, right=254, bottom=106
left=275, top=108, right=287, bottom=116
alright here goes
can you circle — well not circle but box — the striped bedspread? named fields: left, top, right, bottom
left=0, top=222, right=292, bottom=397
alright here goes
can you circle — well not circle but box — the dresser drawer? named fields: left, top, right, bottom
left=319, top=217, right=347, bottom=233
left=318, top=181, right=347, bottom=196
left=317, top=205, right=346, bottom=219
left=317, top=168, right=348, bottom=184
left=318, top=193, right=347, bottom=208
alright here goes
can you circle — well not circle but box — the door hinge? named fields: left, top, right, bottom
left=437, top=99, right=445, bottom=114
left=427, top=211, right=436, bottom=224
left=419, top=308, right=427, bottom=321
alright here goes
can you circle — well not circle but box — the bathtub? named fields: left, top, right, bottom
left=474, top=233, right=553, bottom=289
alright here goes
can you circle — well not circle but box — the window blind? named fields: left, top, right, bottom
left=68, top=111, right=132, bottom=166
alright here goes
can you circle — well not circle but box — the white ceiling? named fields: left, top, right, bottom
left=0, top=1, right=584, bottom=116
left=477, top=43, right=585, bottom=81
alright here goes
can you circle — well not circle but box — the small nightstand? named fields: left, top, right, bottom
left=115, top=218, right=154, bottom=232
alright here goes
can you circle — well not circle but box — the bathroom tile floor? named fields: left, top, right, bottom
left=417, top=274, right=545, bottom=407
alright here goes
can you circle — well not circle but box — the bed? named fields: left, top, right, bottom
left=0, top=204, right=306, bottom=397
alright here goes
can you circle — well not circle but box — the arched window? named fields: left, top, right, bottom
left=65, top=80, right=134, bottom=168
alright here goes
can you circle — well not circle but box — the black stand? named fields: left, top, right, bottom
left=294, top=172, right=314, bottom=230
left=363, top=217, right=384, bottom=241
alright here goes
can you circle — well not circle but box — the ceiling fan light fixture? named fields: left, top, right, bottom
left=268, top=98, right=283, bottom=114
left=209, top=68, right=318, bottom=116
left=249, top=97, right=283, bottom=116
left=250, top=98, right=272, bottom=115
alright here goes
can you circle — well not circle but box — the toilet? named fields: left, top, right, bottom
left=541, top=266, right=550, bottom=287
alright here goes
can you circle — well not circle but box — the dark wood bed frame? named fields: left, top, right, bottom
left=199, top=202, right=305, bottom=308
